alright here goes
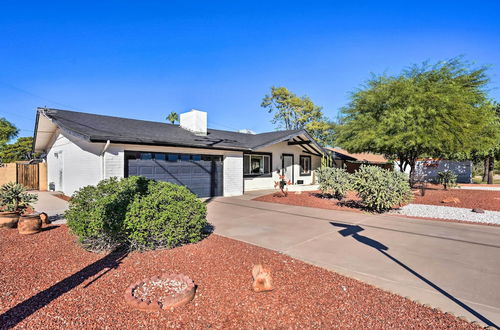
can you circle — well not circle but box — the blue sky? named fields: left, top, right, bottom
left=1, top=1, right=499, bottom=138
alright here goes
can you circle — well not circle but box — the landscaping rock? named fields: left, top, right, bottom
left=392, top=204, right=500, bottom=225
left=125, top=274, right=196, bottom=311
left=39, top=212, right=50, bottom=224
left=441, top=197, right=460, bottom=204
left=252, top=264, right=273, bottom=292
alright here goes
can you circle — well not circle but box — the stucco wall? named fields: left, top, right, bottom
left=244, top=141, right=321, bottom=191
left=0, top=163, right=17, bottom=185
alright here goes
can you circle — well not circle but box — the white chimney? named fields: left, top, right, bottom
left=180, top=109, right=207, bottom=135
left=238, top=129, right=256, bottom=134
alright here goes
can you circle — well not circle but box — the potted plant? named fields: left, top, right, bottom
left=0, top=182, right=39, bottom=232
left=273, top=170, right=292, bottom=197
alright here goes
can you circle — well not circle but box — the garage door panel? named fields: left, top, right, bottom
left=127, top=155, right=223, bottom=197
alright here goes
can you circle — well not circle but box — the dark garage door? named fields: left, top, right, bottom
left=126, top=152, right=223, bottom=197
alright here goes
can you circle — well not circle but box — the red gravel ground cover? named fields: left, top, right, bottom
left=411, top=188, right=500, bottom=211
left=0, top=226, right=476, bottom=329
left=254, top=191, right=365, bottom=213
left=255, top=188, right=500, bottom=212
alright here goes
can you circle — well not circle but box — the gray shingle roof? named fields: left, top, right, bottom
left=39, top=108, right=306, bottom=151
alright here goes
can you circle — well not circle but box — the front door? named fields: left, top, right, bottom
left=282, top=154, right=294, bottom=184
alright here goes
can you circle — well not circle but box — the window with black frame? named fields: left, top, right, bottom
left=243, top=154, right=271, bottom=176
left=300, top=155, right=311, bottom=176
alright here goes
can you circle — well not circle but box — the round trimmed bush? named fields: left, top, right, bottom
left=315, top=167, right=352, bottom=200
left=124, top=181, right=207, bottom=251
left=351, top=165, right=413, bottom=212
left=65, top=176, right=150, bottom=252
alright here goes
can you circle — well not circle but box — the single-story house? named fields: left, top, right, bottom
left=327, top=147, right=393, bottom=173
left=33, top=108, right=325, bottom=197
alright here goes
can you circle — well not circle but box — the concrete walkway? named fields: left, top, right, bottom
left=207, top=194, right=500, bottom=327
left=32, top=191, right=68, bottom=224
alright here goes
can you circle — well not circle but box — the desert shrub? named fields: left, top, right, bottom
left=65, top=176, right=150, bottom=252
left=0, top=182, right=38, bottom=212
left=315, top=167, right=352, bottom=200
left=351, top=165, right=413, bottom=212
left=437, top=170, right=457, bottom=190
left=124, top=181, right=207, bottom=251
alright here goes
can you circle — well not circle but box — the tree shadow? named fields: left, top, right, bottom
left=0, top=247, right=129, bottom=329
left=330, top=222, right=497, bottom=328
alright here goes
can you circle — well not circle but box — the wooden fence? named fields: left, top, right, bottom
left=0, top=162, right=47, bottom=190
left=16, top=163, right=39, bottom=190
left=345, top=161, right=394, bottom=174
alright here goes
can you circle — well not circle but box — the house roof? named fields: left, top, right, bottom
left=34, top=108, right=325, bottom=154
left=327, top=147, right=389, bottom=163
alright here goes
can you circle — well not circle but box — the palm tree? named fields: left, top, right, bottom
left=166, top=112, right=179, bottom=124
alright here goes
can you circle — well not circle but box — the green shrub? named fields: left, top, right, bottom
left=0, top=182, right=38, bottom=212
left=65, top=176, right=150, bottom=252
left=315, top=167, right=352, bottom=200
left=124, top=181, right=207, bottom=251
left=351, top=165, right=413, bottom=212
left=437, top=170, right=457, bottom=190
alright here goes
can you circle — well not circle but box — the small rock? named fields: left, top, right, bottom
left=472, top=208, right=485, bottom=213
left=441, top=197, right=460, bottom=204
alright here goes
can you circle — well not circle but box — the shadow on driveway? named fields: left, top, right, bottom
left=330, top=222, right=497, bottom=328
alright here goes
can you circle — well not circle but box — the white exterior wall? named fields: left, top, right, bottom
left=46, top=132, right=105, bottom=196
left=45, top=132, right=319, bottom=196
left=244, top=141, right=321, bottom=191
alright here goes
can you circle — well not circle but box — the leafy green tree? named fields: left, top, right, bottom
left=479, top=103, right=500, bottom=184
left=261, top=86, right=334, bottom=146
left=0, top=117, right=18, bottom=146
left=335, top=58, right=498, bottom=183
left=166, top=112, right=179, bottom=124
left=0, top=137, right=37, bottom=163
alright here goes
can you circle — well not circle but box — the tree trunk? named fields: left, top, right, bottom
left=487, top=156, right=494, bottom=184
left=482, top=158, right=489, bottom=183
left=409, top=161, right=417, bottom=187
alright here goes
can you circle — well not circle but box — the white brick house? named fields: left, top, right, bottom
left=34, top=108, right=325, bottom=197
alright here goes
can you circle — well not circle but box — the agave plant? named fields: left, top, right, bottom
left=0, top=182, right=38, bottom=213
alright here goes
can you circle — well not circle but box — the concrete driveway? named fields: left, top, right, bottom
left=207, top=194, right=500, bottom=327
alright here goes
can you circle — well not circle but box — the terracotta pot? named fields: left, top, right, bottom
left=0, top=212, right=20, bottom=228
left=18, top=214, right=42, bottom=235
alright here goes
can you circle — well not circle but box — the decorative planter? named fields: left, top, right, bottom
left=124, top=274, right=196, bottom=312
left=18, top=213, right=42, bottom=235
left=0, top=212, right=20, bottom=229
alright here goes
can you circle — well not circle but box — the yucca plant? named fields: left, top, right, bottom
left=0, top=182, right=38, bottom=213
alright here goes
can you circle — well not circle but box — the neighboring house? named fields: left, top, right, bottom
left=327, top=147, right=392, bottom=173
left=410, top=159, right=473, bottom=184
left=33, top=108, right=325, bottom=197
